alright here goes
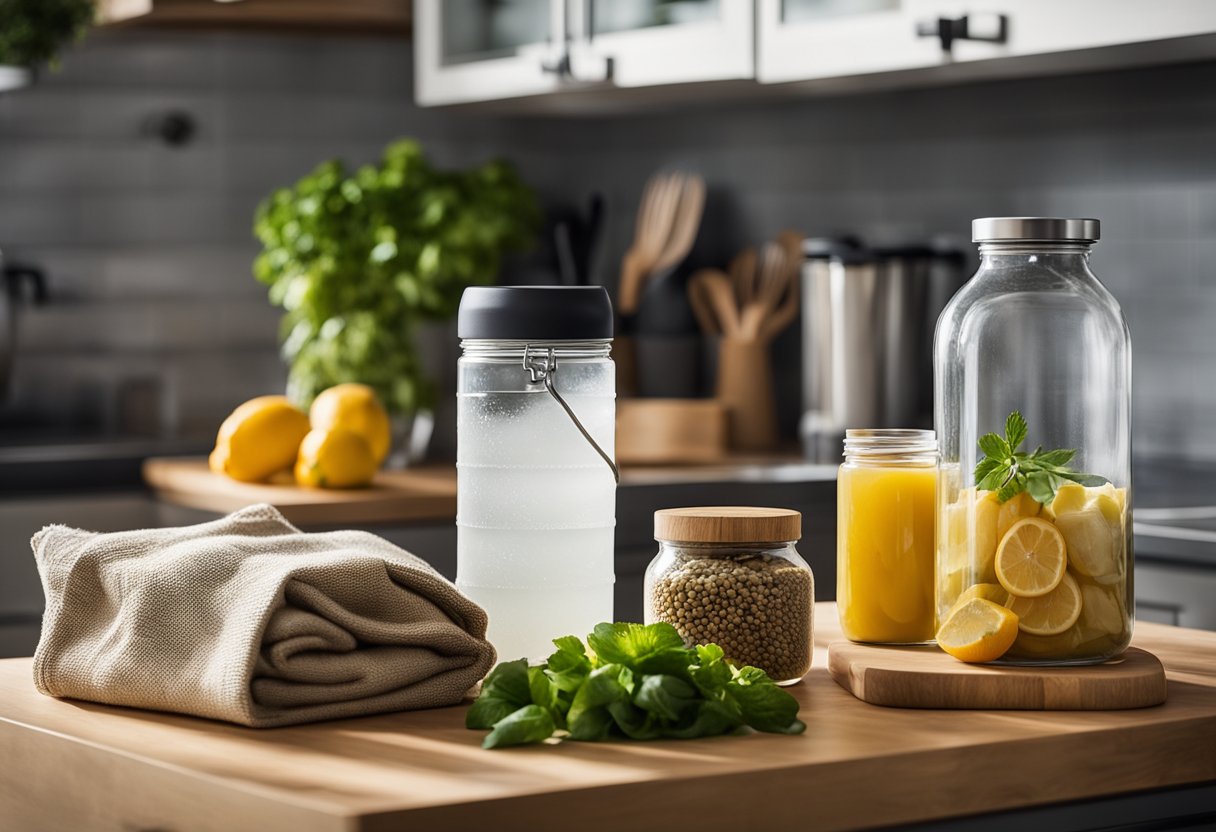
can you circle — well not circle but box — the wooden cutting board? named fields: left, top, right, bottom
left=828, top=641, right=1168, bottom=710
left=143, top=457, right=456, bottom=527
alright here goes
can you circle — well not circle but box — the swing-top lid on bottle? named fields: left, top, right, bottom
left=458, top=286, right=614, bottom=341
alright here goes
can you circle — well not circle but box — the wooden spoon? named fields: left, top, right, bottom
left=619, top=172, right=685, bottom=314
left=689, top=269, right=740, bottom=339
left=652, top=174, right=705, bottom=276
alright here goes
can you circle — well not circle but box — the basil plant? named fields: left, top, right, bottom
left=253, top=139, right=540, bottom=416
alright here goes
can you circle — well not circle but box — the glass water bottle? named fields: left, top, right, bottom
left=935, top=218, right=1132, bottom=665
left=456, top=286, right=617, bottom=663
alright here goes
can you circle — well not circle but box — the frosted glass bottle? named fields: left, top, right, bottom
left=935, top=218, right=1132, bottom=665
left=456, top=287, right=617, bottom=663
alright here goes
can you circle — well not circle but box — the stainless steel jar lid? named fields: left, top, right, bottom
left=972, top=217, right=1100, bottom=243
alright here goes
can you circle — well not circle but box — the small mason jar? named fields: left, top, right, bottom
left=837, top=429, right=938, bottom=644
left=935, top=218, right=1132, bottom=665
left=456, top=286, right=618, bottom=663
left=644, top=507, right=813, bottom=686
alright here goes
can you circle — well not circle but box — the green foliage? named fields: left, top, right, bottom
left=0, top=0, right=93, bottom=68
left=467, top=622, right=807, bottom=749
left=253, top=139, right=540, bottom=415
left=974, top=410, right=1106, bottom=504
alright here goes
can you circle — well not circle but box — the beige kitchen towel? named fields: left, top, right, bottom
left=31, top=503, right=496, bottom=727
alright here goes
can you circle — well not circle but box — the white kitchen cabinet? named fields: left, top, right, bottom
left=758, top=0, right=1216, bottom=86
left=756, top=0, right=942, bottom=83
left=941, top=0, right=1216, bottom=65
left=415, top=0, right=753, bottom=106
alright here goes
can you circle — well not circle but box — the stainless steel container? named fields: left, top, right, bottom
left=799, top=240, right=963, bottom=462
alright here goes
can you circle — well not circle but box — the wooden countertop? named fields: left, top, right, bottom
left=2, top=605, right=1214, bottom=832
left=142, top=456, right=836, bottom=527
left=142, top=458, right=458, bottom=526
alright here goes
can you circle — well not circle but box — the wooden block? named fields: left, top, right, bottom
left=616, top=399, right=728, bottom=464
left=828, top=641, right=1169, bottom=710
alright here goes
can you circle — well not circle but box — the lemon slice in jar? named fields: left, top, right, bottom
left=1006, top=572, right=1084, bottom=636
left=995, top=518, right=1068, bottom=598
left=1045, top=482, right=1088, bottom=520
left=1055, top=507, right=1121, bottom=582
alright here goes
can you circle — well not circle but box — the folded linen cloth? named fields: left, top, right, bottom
left=31, top=503, right=495, bottom=727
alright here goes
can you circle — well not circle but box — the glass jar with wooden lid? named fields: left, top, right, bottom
left=644, top=507, right=814, bottom=686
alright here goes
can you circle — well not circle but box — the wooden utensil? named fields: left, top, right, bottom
left=688, top=268, right=740, bottom=338
left=651, top=174, right=705, bottom=277
left=619, top=172, right=685, bottom=315
left=687, top=268, right=721, bottom=336
left=710, top=232, right=805, bottom=451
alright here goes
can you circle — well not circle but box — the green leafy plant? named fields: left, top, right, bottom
left=974, top=411, right=1106, bottom=504
left=253, top=139, right=540, bottom=415
left=0, top=0, right=93, bottom=68
left=467, top=622, right=806, bottom=749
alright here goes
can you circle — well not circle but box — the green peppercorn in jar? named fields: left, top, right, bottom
left=644, top=507, right=814, bottom=686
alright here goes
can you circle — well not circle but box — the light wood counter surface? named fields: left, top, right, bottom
left=1, top=605, right=1214, bottom=832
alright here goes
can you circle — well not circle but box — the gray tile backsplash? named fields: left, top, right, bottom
left=1, top=30, right=1214, bottom=462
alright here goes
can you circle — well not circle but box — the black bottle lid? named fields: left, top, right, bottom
left=457, top=286, right=613, bottom=340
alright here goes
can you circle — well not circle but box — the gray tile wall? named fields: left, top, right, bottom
left=2, top=31, right=1214, bottom=462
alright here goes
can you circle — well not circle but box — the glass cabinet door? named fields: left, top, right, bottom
left=415, top=0, right=565, bottom=106
left=569, top=0, right=753, bottom=87
left=756, top=0, right=941, bottom=84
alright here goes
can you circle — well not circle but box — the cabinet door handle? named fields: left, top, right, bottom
left=916, top=13, right=1008, bottom=53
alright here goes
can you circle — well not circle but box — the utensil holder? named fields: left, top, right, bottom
left=716, top=338, right=778, bottom=451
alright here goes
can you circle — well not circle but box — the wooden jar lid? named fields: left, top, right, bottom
left=654, top=507, right=802, bottom=544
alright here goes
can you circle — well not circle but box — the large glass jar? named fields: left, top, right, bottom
left=456, top=286, right=617, bottom=663
left=934, top=218, right=1132, bottom=665
left=837, top=429, right=938, bottom=645
left=645, top=507, right=813, bottom=686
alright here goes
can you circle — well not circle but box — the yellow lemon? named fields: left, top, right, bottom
left=995, top=517, right=1067, bottom=598
left=1055, top=507, right=1121, bottom=581
left=309, top=383, right=392, bottom=465
left=936, top=598, right=1020, bottom=664
left=1045, top=482, right=1088, bottom=520
left=954, top=582, right=1009, bottom=611
left=294, top=427, right=378, bottom=489
left=1005, top=572, right=1083, bottom=636
left=944, top=490, right=1001, bottom=584
left=209, top=395, right=310, bottom=483
left=1087, top=483, right=1128, bottom=514
left=1076, top=581, right=1126, bottom=642
left=996, top=491, right=1042, bottom=540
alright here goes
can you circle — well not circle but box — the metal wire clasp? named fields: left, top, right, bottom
left=522, top=344, right=620, bottom=484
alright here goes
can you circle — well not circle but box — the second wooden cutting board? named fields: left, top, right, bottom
left=828, top=641, right=1168, bottom=710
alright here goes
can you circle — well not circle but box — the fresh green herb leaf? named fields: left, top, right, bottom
left=566, top=706, right=614, bottom=741
left=566, top=664, right=630, bottom=729
left=726, top=667, right=807, bottom=735
left=465, top=659, right=530, bottom=729
left=972, top=411, right=1103, bottom=504
left=663, top=698, right=745, bottom=740
left=1035, top=448, right=1076, bottom=468
left=467, top=623, right=806, bottom=748
left=586, top=621, right=686, bottom=668
left=689, top=644, right=732, bottom=697
left=633, top=674, right=698, bottom=722
left=977, top=432, right=1009, bottom=461
left=607, top=701, right=663, bottom=740
left=482, top=705, right=556, bottom=749
left=1005, top=411, right=1028, bottom=451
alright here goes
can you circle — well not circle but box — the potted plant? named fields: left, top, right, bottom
left=0, top=0, right=94, bottom=92
left=253, top=138, right=540, bottom=462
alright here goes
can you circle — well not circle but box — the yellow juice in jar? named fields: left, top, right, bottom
left=837, top=455, right=938, bottom=644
